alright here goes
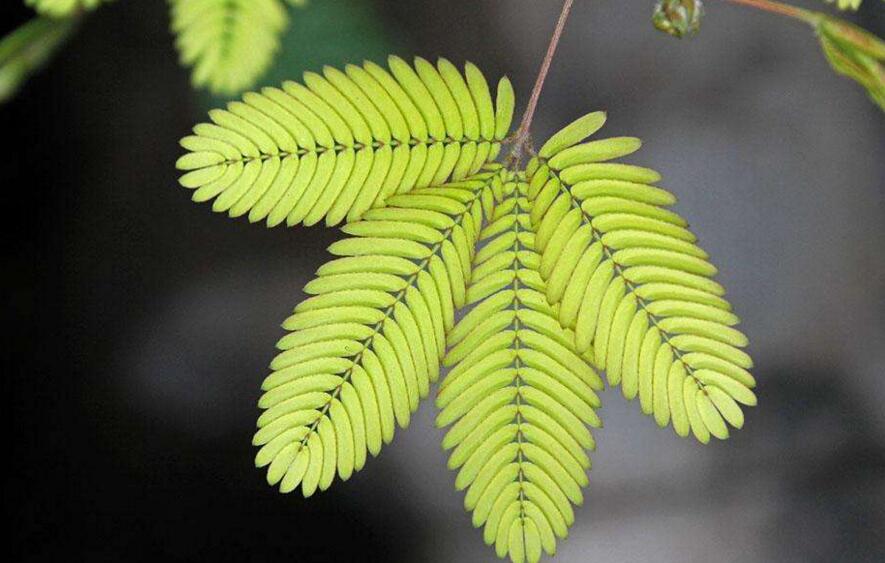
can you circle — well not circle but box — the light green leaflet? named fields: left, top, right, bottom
left=179, top=59, right=755, bottom=563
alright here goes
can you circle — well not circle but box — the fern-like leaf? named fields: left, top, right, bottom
left=169, top=0, right=292, bottom=96
left=527, top=112, right=756, bottom=444
left=436, top=171, right=604, bottom=562
left=25, top=0, right=106, bottom=18
left=254, top=168, right=499, bottom=495
left=176, top=57, right=514, bottom=227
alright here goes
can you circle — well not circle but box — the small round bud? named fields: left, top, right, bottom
left=653, top=0, right=704, bottom=39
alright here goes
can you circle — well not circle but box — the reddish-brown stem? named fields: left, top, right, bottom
left=718, top=0, right=818, bottom=24
left=512, top=0, right=575, bottom=154
left=509, top=0, right=817, bottom=159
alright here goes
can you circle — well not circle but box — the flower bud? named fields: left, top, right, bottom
left=653, top=0, right=704, bottom=39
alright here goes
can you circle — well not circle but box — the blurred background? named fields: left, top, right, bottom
left=5, top=1, right=883, bottom=561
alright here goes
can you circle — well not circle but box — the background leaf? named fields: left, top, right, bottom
left=170, top=0, right=291, bottom=96
left=25, top=0, right=107, bottom=18
left=0, top=15, right=76, bottom=103
left=815, top=15, right=885, bottom=110
left=823, top=0, right=863, bottom=12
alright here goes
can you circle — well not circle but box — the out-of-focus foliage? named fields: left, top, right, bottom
left=814, top=15, right=885, bottom=109
left=0, top=16, right=76, bottom=103
left=2, top=0, right=320, bottom=105
left=25, top=0, right=107, bottom=18
left=251, top=0, right=397, bottom=104
left=823, top=0, right=862, bottom=11
left=169, top=0, right=294, bottom=96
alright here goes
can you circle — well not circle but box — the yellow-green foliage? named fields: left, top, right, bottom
left=25, top=0, right=106, bottom=18
left=170, top=0, right=294, bottom=96
left=178, top=59, right=754, bottom=563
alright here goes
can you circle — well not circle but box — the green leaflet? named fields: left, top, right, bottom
left=537, top=111, right=606, bottom=159
left=254, top=168, right=500, bottom=495
left=528, top=111, right=756, bottom=446
left=177, top=57, right=512, bottom=227
left=435, top=172, right=603, bottom=563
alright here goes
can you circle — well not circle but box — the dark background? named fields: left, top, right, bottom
left=5, top=1, right=884, bottom=561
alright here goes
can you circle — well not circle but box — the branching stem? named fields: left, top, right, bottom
left=511, top=0, right=575, bottom=158
left=508, top=0, right=823, bottom=160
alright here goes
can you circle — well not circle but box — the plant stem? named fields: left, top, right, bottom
left=512, top=0, right=575, bottom=154
left=717, top=0, right=818, bottom=25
